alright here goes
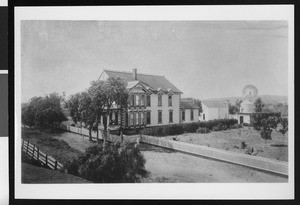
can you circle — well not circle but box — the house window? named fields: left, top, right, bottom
left=190, top=109, right=194, bottom=121
left=169, top=110, right=173, bottom=123
left=158, top=110, right=162, bottom=124
left=141, top=95, right=145, bottom=106
left=115, top=112, right=118, bottom=125
left=135, top=112, right=139, bottom=125
left=130, top=113, right=134, bottom=126
left=182, top=110, right=185, bottom=121
left=125, top=112, right=128, bottom=126
left=147, top=112, right=151, bottom=124
left=158, top=94, right=162, bottom=107
left=141, top=112, right=144, bottom=125
left=135, top=95, right=139, bottom=106
left=147, top=95, right=151, bottom=106
left=130, top=95, right=134, bottom=106
left=203, top=114, right=205, bottom=120
left=168, top=95, right=172, bottom=106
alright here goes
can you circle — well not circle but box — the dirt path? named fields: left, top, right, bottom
left=140, top=144, right=287, bottom=183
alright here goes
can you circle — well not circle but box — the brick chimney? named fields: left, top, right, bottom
left=132, top=68, right=137, bottom=80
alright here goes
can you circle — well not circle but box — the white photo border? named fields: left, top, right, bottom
left=14, top=5, right=294, bottom=199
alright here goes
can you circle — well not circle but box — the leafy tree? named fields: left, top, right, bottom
left=252, top=114, right=279, bottom=147
left=21, top=103, right=35, bottom=127
left=193, top=99, right=203, bottom=114
left=65, top=142, right=148, bottom=183
left=21, top=93, right=67, bottom=128
left=101, top=77, right=129, bottom=147
left=278, top=117, right=288, bottom=139
left=88, top=80, right=107, bottom=141
left=68, top=93, right=82, bottom=125
left=254, top=97, right=264, bottom=113
left=228, top=99, right=242, bottom=114
left=78, top=91, right=97, bottom=141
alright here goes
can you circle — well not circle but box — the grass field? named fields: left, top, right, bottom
left=164, top=126, right=288, bottom=161
left=22, top=128, right=83, bottom=164
left=22, top=163, right=91, bottom=183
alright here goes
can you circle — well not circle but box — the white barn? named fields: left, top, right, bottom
left=200, top=100, right=229, bottom=121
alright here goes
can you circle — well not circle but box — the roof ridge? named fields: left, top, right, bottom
left=104, top=69, right=165, bottom=78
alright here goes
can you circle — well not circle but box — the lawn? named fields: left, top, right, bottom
left=164, top=126, right=288, bottom=162
left=22, top=128, right=84, bottom=164
left=22, top=163, right=91, bottom=183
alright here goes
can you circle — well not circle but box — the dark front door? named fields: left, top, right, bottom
left=240, top=116, right=244, bottom=124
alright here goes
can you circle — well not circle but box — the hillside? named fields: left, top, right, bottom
left=207, top=95, right=288, bottom=104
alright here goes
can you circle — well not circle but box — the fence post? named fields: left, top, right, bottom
left=26, top=140, right=29, bottom=154
left=55, top=161, right=58, bottom=170
left=22, top=140, right=24, bottom=151
left=37, top=147, right=39, bottom=161
left=32, top=144, right=35, bottom=159
left=45, top=154, right=48, bottom=166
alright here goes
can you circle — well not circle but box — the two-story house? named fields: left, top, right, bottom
left=99, top=69, right=182, bottom=130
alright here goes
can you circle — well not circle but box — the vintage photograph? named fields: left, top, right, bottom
left=14, top=5, right=294, bottom=200
left=20, top=20, right=289, bottom=184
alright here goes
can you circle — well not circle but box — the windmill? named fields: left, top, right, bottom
left=242, top=84, right=258, bottom=101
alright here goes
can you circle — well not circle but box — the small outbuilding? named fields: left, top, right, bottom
left=200, top=100, right=229, bottom=121
left=180, top=99, right=200, bottom=123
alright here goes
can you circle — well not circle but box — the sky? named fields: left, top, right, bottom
left=21, top=21, right=288, bottom=102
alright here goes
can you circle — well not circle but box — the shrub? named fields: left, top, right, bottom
left=166, top=124, right=184, bottom=135
left=230, top=124, right=242, bottom=129
left=243, top=122, right=250, bottom=126
left=182, top=122, right=200, bottom=133
left=212, top=124, right=223, bottom=131
left=197, top=127, right=210, bottom=134
left=65, top=142, right=148, bottom=183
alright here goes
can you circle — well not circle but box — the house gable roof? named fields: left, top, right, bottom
left=180, top=100, right=200, bottom=109
left=202, top=100, right=228, bottom=108
left=103, top=70, right=182, bottom=93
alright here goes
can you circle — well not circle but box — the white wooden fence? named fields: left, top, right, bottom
left=22, top=139, right=64, bottom=171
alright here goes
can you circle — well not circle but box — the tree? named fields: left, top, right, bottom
left=21, top=93, right=67, bottom=128
left=68, top=93, right=82, bottom=125
left=254, top=97, right=264, bottom=113
left=252, top=114, right=278, bottom=147
left=193, top=99, right=203, bottom=114
left=101, top=77, right=129, bottom=148
left=65, top=142, right=148, bottom=183
left=228, top=99, right=242, bottom=114
left=278, top=117, right=288, bottom=140
left=88, top=80, right=107, bottom=141
left=78, top=91, right=97, bottom=141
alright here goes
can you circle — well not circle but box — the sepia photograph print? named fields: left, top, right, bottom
left=14, top=6, right=294, bottom=199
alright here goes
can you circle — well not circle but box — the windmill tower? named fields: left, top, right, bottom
left=240, top=85, right=258, bottom=113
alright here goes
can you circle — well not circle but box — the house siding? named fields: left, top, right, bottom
left=200, top=104, right=229, bottom=121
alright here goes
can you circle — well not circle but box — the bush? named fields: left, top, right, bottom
left=197, top=127, right=210, bottom=134
left=65, top=142, right=148, bottom=183
left=212, top=124, right=223, bottom=131
left=230, top=124, right=242, bottom=129
left=243, top=122, right=250, bottom=126
left=143, top=119, right=238, bottom=137
left=165, top=124, right=184, bottom=135
left=182, top=122, right=200, bottom=133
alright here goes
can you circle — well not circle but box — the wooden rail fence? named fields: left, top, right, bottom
left=22, top=139, right=64, bottom=171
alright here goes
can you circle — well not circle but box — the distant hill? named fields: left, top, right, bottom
left=207, top=95, right=288, bottom=104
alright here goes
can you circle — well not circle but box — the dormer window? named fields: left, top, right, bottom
left=147, top=95, right=151, bottom=106
left=158, top=94, right=162, bottom=107
left=168, top=95, right=172, bottom=107
left=135, top=95, right=139, bottom=106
